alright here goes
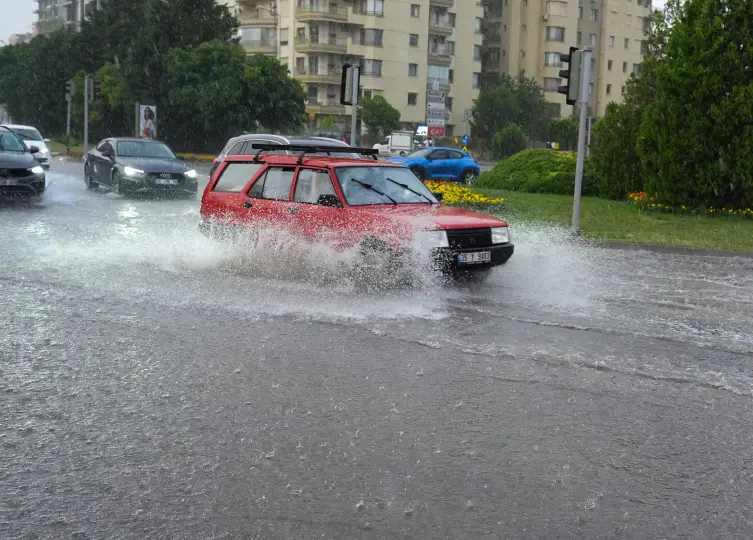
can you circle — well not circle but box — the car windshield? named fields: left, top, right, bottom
left=117, top=141, right=176, bottom=159
left=407, top=148, right=434, bottom=158
left=335, top=166, right=439, bottom=206
left=0, top=131, right=27, bottom=152
left=11, top=128, right=43, bottom=141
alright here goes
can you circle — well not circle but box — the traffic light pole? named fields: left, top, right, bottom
left=83, top=74, right=89, bottom=158
left=571, top=47, right=592, bottom=236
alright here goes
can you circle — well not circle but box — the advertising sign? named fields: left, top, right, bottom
left=139, top=104, right=157, bottom=139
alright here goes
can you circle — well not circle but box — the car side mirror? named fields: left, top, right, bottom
left=431, top=192, right=443, bottom=202
left=29, top=145, right=40, bottom=154
left=317, top=194, right=342, bottom=208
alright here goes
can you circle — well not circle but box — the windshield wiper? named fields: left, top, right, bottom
left=347, top=178, right=398, bottom=205
left=385, top=177, right=434, bottom=204
left=13, top=132, right=33, bottom=140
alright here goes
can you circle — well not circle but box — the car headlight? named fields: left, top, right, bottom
left=185, top=169, right=197, bottom=178
left=416, top=230, right=449, bottom=249
left=124, top=166, right=146, bottom=177
left=491, top=226, right=510, bottom=244
left=31, top=166, right=44, bottom=175
left=39, top=148, right=49, bottom=154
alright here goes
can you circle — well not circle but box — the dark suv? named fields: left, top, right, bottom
left=0, top=126, right=46, bottom=197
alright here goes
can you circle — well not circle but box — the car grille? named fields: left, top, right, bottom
left=0, top=168, right=35, bottom=178
left=147, top=172, right=185, bottom=185
left=446, top=228, right=493, bottom=249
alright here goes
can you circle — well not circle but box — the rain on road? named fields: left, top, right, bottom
left=2, top=159, right=753, bottom=539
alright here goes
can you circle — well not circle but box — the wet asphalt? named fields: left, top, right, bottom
left=2, top=159, right=753, bottom=539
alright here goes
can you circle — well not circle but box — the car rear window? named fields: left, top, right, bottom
left=212, top=162, right=264, bottom=192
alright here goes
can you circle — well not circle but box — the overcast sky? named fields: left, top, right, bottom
left=1, top=0, right=667, bottom=45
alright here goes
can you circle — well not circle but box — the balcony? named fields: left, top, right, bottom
left=349, top=5, right=384, bottom=26
left=295, top=36, right=348, bottom=54
left=428, top=19, right=455, bottom=37
left=428, top=48, right=454, bottom=66
left=426, top=80, right=451, bottom=93
left=239, top=39, right=277, bottom=54
left=296, top=67, right=341, bottom=85
left=296, top=4, right=348, bottom=23
left=430, top=0, right=454, bottom=7
left=238, top=8, right=278, bottom=26
left=306, top=98, right=346, bottom=115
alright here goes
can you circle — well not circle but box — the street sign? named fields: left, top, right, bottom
left=462, top=145, right=469, bottom=152
left=427, top=117, right=445, bottom=127
left=428, top=91, right=445, bottom=101
left=428, top=126, right=445, bottom=138
left=461, top=134, right=469, bottom=146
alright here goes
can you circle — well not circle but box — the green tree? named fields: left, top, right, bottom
left=319, top=116, right=338, bottom=130
left=549, top=116, right=579, bottom=151
left=360, top=94, right=401, bottom=140
left=243, top=54, right=307, bottom=134
left=638, top=0, right=753, bottom=208
left=491, top=123, right=527, bottom=159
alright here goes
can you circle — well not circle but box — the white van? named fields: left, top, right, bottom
left=373, top=131, right=414, bottom=157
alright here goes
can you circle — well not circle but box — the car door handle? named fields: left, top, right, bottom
left=287, top=207, right=298, bottom=214
left=242, top=201, right=253, bottom=208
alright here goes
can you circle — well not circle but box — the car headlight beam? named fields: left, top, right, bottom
left=123, top=166, right=146, bottom=177
left=491, top=226, right=510, bottom=244
left=31, top=166, right=44, bottom=175
left=417, top=230, right=449, bottom=249
left=185, top=169, right=198, bottom=178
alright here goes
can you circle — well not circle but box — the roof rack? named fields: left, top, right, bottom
left=249, top=143, right=380, bottom=164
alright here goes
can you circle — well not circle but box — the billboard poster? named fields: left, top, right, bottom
left=139, top=104, right=157, bottom=139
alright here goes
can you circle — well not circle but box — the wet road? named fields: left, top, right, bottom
left=2, top=159, right=753, bottom=539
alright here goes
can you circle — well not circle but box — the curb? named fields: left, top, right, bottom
left=592, top=240, right=753, bottom=259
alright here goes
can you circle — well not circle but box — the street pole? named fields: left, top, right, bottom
left=571, top=47, right=592, bottom=235
left=66, top=95, right=72, bottom=137
left=350, top=67, right=359, bottom=146
left=83, top=74, right=89, bottom=157
left=586, top=116, right=593, bottom=156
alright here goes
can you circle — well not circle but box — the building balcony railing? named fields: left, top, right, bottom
left=296, top=68, right=341, bottom=85
left=238, top=9, right=278, bottom=26
left=485, top=33, right=501, bottom=44
left=426, top=80, right=451, bottom=93
left=306, top=98, right=346, bottom=115
left=239, top=39, right=277, bottom=54
left=428, top=49, right=454, bottom=66
left=430, top=0, right=454, bottom=7
left=296, top=4, right=348, bottom=23
left=428, top=19, right=455, bottom=36
left=294, top=36, right=348, bottom=54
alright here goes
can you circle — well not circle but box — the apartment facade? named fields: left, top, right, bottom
left=35, top=0, right=100, bottom=34
left=481, top=0, right=651, bottom=117
left=222, top=0, right=485, bottom=137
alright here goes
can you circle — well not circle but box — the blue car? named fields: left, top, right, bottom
left=386, top=147, right=481, bottom=184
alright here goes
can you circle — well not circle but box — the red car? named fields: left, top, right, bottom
left=199, top=145, right=514, bottom=276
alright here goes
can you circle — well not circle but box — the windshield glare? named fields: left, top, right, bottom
left=408, top=148, right=434, bottom=158
left=117, top=141, right=176, bottom=159
left=12, top=128, right=43, bottom=141
left=0, top=131, right=26, bottom=152
left=335, top=166, right=439, bottom=206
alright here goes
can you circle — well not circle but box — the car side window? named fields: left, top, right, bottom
left=293, top=169, right=336, bottom=204
left=249, top=166, right=296, bottom=201
left=101, top=142, right=114, bottom=155
left=212, top=162, right=264, bottom=193
left=448, top=150, right=464, bottom=159
left=227, top=141, right=247, bottom=156
left=95, top=140, right=108, bottom=152
left=431, top=150, right=449, bottom=160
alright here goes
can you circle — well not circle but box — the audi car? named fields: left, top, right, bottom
left=0, top=126, right=46, bottom=197
left=84, top=137, right=199, bottom=197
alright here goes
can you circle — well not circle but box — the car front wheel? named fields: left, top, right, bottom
left=84, top=164, right=98, bottom=190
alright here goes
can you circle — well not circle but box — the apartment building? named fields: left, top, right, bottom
left=222, top=0, right=485, bottom=137
left=35, top=0, right=100, bottom=34
left=481, top=0, right=651, bottom=117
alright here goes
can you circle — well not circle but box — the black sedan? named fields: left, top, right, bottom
left=0, top=126, right=46, bottom=198
left=84, top=137, right=199, bottom=196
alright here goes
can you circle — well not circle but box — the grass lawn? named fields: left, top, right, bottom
left=47, top=140, right=85, bottom=154
left=474, top=188, right=753, bottom=252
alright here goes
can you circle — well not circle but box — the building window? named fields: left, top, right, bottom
left=641, top=40, right=649, bottom=53
left=621, top=86, right=626, bottom=94
left=411, top=4, right=420, bottom=17
left=446, top=97, right=453, bottom=110
left=589, top=82, right=593, bottom=95
left=476, top=18, right=483, bottom=33
left=623, top=61, right=628, bottom=72
left=608, top=60, right=613, bottom=71
left=590, top=57, right=595, bottom=72
left=545, top=26, right=565, bottom=42
left=543, top=77, right=561, bottom=92
left=606, top=84, right=612, bottom=95
left=362, top=89, right=373, bottom=99
left=474, top=45, right=481, bottom=61
left=578, top=6, right=583, bottom=19
left=362, top=59, right=382, bottom=77
left=408, top=63, right=418, bottom=76
left=358, top=0, right=384, bottom=16
left=408, top=93, right=418, bottom=105
left=624, top=37, right=629, bottom=49
left=428, top=64, right=450, bottom=84
left=609, top=35, right=615, bottom=47
left=544, top=52, right=561, bottom=67
left=590, top=33, right=597, bottom=46
left=590, top=8, right=598, bottom=20
left=473, top=73, right=480, bottom=89
left=633, top=63, right=641, bottom=75
left=409, top=33, right=419, bottom=46
left=359, top=28, right=383, bottom=46
left=577, top=31, right=582, bottom=45
left=449, top=69, right=454, bottom=83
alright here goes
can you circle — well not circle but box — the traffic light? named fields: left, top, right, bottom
left=557, top=46, right=583, bottom=106
left=65, top=79, right=75, bottom=99
left=92, top=79, right=101, bottom=96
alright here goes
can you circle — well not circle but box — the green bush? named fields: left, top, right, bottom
left=491, top=123, right=527, bottom=159
left=476, top=148, right=598, bottom=196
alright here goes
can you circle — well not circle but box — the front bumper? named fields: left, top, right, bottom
left=35, top=155, right=51, bottom=168
left=0, top=172, right=46, bottom=197
left=434, top=243, right=515, bottom=271
left=121, top=176, right=199, bottom=195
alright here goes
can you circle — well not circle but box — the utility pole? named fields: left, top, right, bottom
left=340, top=64, right=361, bottom=146
left=571, top=47, right=593, bottom=235
left=350, top=69, right=359, bottom=146
left=83, top=74, right=89, bottom=157
left=65, top=79, right=74, bottom=137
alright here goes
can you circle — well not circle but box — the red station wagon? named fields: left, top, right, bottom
left=200, top=145, right=514, bottom=276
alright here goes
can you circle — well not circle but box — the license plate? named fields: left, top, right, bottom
left=154, top=178, right=177, bottom=185
left=0, top=178, right=18, bottom=186
left=458, top=251, right=491, bottom=265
